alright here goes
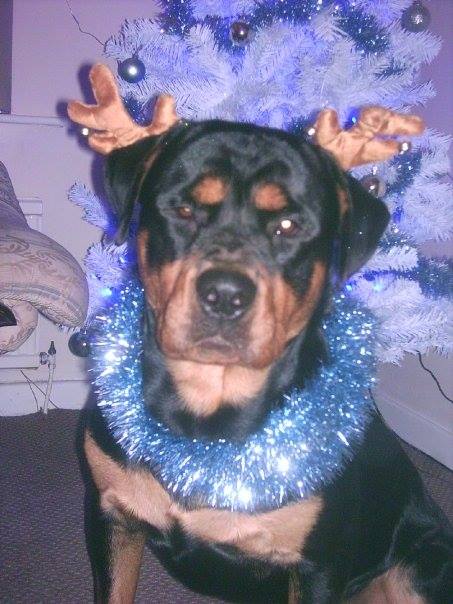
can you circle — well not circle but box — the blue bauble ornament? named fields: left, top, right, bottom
left=118, top=57, right=146, bottom=83
left=401, top=1, right=431, bottom=33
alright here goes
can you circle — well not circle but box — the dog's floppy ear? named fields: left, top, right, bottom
left=338, top=173, right=390, bottom=279
left=310, top=144, right=390, bottom=281
left=104, top=135, right=162, bottom=245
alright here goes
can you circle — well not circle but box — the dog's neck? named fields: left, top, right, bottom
left=141, top=301, right=327, bottom=441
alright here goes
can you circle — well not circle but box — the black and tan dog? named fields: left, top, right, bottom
left=71, top=66, right=453, bottom=603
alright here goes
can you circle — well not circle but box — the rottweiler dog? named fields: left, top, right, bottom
left=83, top=120, right=453, bottom=603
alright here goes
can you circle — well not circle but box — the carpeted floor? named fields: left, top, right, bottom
left=0, top=409, right=452, bottom=604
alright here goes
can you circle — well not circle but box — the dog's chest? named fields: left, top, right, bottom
left=85, top=430, right=323, bottom=565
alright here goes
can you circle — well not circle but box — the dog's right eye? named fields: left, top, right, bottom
left=176, top=205, right=194, bottom=220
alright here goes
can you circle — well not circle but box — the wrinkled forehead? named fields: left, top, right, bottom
left=161, top=127, right=318, bottom=194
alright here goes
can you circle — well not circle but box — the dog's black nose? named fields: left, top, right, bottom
left=196, top=269, right=256, bottom=319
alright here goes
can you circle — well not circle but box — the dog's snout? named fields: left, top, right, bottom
left=196, top=269, right=256, bottom=320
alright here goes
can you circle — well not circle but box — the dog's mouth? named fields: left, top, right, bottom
left=175, top=332, right=245, bottom=366
left=197, top=336, right=235, bottom=354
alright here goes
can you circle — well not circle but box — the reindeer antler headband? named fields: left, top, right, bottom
left=68, top=64, right=424, bottom=169
left=67, top=64, right=179, bottom=154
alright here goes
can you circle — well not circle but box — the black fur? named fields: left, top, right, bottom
left=84, top=120, right=453, bottom=603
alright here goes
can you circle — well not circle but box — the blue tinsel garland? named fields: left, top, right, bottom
left=92, top=280, right=377, bottom=512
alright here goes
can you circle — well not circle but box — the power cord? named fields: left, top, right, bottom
left=20, top=370, right=61, bottom=411
left=417, top=352, right=453, bottom=404
left=20, top=370, right=40, bottom=412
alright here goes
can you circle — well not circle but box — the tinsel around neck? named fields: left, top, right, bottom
left=92, top=280, right=377, bottom=513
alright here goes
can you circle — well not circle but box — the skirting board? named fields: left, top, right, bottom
left=376, top=391, right=453, bottom=471
left=0, top=379, right=90, bottom=416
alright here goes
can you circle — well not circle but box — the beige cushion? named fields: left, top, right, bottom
left=0, top=300, right=38, bottom=354
left=0, top=161, right=88, bottom=353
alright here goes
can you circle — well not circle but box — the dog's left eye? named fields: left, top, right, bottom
left=274, top=218, right=300, bottom=237
left=176, top=205, right=194, bottom=220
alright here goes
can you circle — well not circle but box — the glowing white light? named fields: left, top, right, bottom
left=104, top=350, right=117, bottom=362
left=99, top=366, right=114, bottom=377
left=277, top=457, right=290, bottom=473
left=337, top=431, right=349, bottom=446
left=238, top=487, right=252, bottom=505
left=281, top=219, right=293, bottom=230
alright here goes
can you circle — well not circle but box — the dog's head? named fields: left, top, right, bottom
left=105, top=120, right=389, bottom=374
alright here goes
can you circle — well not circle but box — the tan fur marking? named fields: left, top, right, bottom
left=191, top=175, right=229, bottom=206
left=176, top=497, right=323, bottom=565
left=337, top=186, right=350, bottom=219
left=138, top=232, right=201, bottom=360
left=254, top=183, right=288, bottom=211
left=85, top=432, right=173, bottom=530
left=346, top=567, right=426, bottom=603
left=137, top=230, right=186, bottom=315
left=110, top=527, right=146, bottom=603
left=167, top=360, right=270, bottom=416
left=288, top=569, right=301, bottom=604
left=247, top=261, right=327, bottom=368
left=85, top=431, right=323, bottom=565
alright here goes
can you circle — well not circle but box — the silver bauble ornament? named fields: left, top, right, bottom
left=401, top=2, right=431, bottom=33
left=399, top=141, right=412, bottom=155
left=360, top=174, right=387, bottom=198
left=230, top=21, right=251, bottom=45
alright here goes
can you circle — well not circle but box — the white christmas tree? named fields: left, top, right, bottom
left=71, top=0, right=453, bottom=363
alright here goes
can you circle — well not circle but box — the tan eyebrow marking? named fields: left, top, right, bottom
left=253, top=183, right=288, bottom=211
left=191, top=175, right=229, bottom=206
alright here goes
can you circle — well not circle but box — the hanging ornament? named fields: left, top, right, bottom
left=117, top=57, right=146, bottom=83
left=360, top=174, right=387, bottom=198
left=399, top=141, right=412, bottom=155
left=401, top=2, right=431, bottom=33
left=230, top=21, right=251, bottom=46
left=68, top=330, right=91, bottom=358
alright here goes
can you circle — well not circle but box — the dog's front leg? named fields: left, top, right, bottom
left=86, top=492, right=146, bottom=604
left=107, top=520, right=146, bottom=604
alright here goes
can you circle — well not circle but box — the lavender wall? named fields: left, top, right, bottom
left=372, top=1, right=453, bottom=467
left=418, top=0, right=453, bottom=259
left=418, top=0, right=453, bottom=163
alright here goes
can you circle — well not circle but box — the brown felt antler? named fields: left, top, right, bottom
left=69, top=65, right=424, bottom=168
left=313, top=106, right=424, bottom=170
left=67, top=64, right=179, bottom=154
